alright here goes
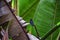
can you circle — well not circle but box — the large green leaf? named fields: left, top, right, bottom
left=19, top=0, right=39, bottom=17
left=33, top=0, right=60, bottom=40
left=19, top=0, right=60, bottom=40
left=19, top=0, right=40, bottom=33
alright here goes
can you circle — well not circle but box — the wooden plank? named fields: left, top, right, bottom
left=0, top=0, right=29, bottom=40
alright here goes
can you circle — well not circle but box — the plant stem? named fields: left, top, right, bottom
left=40, top=25, right=60, bottom=40
left=34, top=25, right=40, bottom=40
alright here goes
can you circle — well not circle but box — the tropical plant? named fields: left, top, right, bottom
left=0, top=0, right=60, bottom=40
left=18, top=0, right=60, bottom=40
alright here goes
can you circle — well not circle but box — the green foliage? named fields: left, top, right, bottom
left=19, top=0, right=39, bottom=17
left=33, top=0, right=60, bottom=40
left=19, top=0, right=60, bottom=40
left=19, top=0, right=40, bottom=33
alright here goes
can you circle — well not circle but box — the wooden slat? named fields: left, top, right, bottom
left=0, top=0, right=29, bottom=40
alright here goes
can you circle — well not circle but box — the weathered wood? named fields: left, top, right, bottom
left=2, top=29, right=9, bottom=40
left=0, top=0, right=29, bottom=40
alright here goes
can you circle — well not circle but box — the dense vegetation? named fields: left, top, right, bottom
left=0, top=0, right=60, bottom=40
left=17, top=0, right=60, bottom=40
